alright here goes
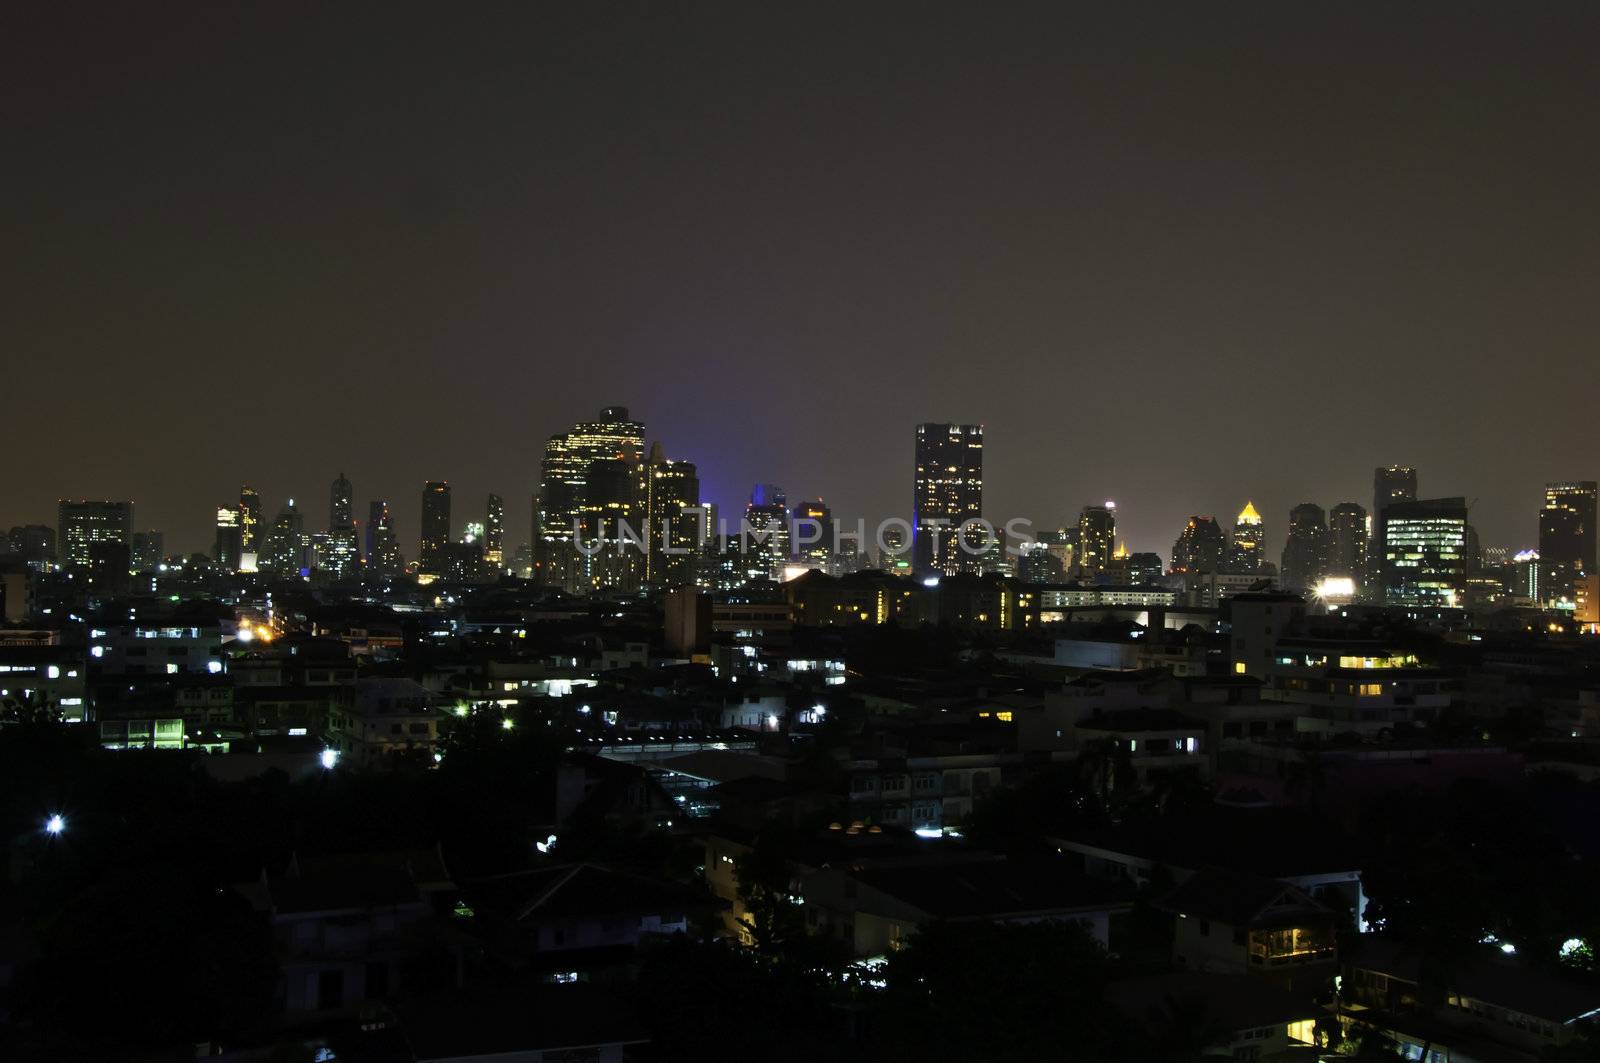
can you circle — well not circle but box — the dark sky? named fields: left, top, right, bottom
left=6, top=3, right=1598, bottom=559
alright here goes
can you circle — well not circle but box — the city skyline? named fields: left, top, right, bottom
left=8, top=6, right=1600, bottom=563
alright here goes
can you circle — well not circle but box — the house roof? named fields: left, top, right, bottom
left=1348, top=936, right=1600, bottom=1026
left=468, top=863, right=723, bottom=923
left=1161, top=867, right=1330, bottom=928
left=851, top=857, right=1132, bottom=920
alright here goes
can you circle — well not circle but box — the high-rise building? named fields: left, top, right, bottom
left=261, top=499, right=307, bottom=575
left=641, top=444, right=703, bottom=588
left=791, top=498, right=832, bottom=571
left=576, top=457, right=643, bottom=592
left=330, top=472, right=353, bottom=531
left=1076, top=503, right=1116, bottom=577
left=743, top=484, right=790, bottom=582
left=366, top=500, right=402, bottom=575
left=1381, top=497, right=1468, bottom=606
left=1538, top=481, right=1597, bottom=605
left=1170, top=516, right=1225, bottom=574
left=484, top=493, right=505, bottom=569
left=324, top=472, right=359, bottom=580
left=420, top=481, right=451, bottom=575
left=536, top=406, right=646, bottom=589
left=1371, top=466, right=1418, bottom=588
left=130, top=530, right=164, bottom=573
left=238, top=486, right=262, bottom=572
left=215, top=506, right=243, bottom=570
left=1227, top=502, right=1265, bottom=572
left=1279, top=503, right=1328, bottom=592
left=57, top=500, right=133, bottom=569
left=1328, top=502, right=1368, bottom=590
left=912, top=423, right=983, bottom=575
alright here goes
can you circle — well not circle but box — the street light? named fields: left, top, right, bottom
left=320, top=749, right=340, bottom=770
left=44, top=814, right=65, bottom=836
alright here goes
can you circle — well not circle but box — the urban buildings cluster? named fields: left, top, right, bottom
left=3, top=412, right=1600, bottom=1062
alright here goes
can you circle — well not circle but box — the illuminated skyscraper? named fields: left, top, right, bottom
left=1227, top=501, right=1265, bottom=572
left=329, top=472, right=353, bottom=531
left=324, top=472, right=359, bottom=580
left=1538, top=481, right=1596, bottom=605
left=1279, top=503, right=1328, bottom=592
left=239, top=486, right=262, bottom=571
left=1076, top=503, right=1116, bottom=577
left=1372, top=465, right=1417, bottom=588
left=791, top=498, right=832, bottom=571
left=366, top=500, right=402, bottom=575
left=743, top=484, right=790, bottom=582
left=1328, top=502, right=1368, bottom=589
left=56, top=500, right=133, bottom=569
left=642, top=444, right=703, bottom=588
left=215, top=506, right=243, bottom=570
left=1170, top=516, right=1225, bottom=574
left=420, top=481, right=451, bottom=576
left=484, top=493, right=505, bottom=569
left=1381, top=497, right=1468, bottom=606
left=912, top=423, right=983, bottom=575
left=261, top=499, right=307, bottom=574
left=536, top=406, right=646, bottom=589
left=129, top=530, right=164, bottom=573
left=577, top=457, right=643, bottom=592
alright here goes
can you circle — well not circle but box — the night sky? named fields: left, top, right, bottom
left=7, top=3, right=1599, bottom=558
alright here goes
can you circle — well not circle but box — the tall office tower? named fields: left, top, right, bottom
left=913, top=423, right=984, bottom=575
left=215, top=506, right=243, bottom=570
left=577, top=457, right=644, bottom=592
left=56, top=500, right=133, bottom=569
left=366, top=500, right=402, bottom=575
left=1125, top=552, right=1165, bottom=585
left=1279, top=503, right=1329, bottom=592
left=640, top=443, right=702, bottom=587
left=329, top=472, right=353, bottom=531
left=484, top=493, right=506, bottom=569
left=238, top=486, right=262, bottom=571
left=791, top=498, right=832, bottom=570
left=1016, top=541, right=1065, bottom=584
left=1036, top=528, right=1075, bottom=574
left=129, top=531, right=164, bottom=573
left=536, top=406, right=647, bottom=589
left=419, top=481, right=451, bottom=575
left=743, top=484, right=790, bottom=581
left=1170, top=516, right=1226, bottom=574
left=261, top=499, right=307, bottom=574
left=1371, top=465, right=1418, bottom=587
left=1227, top=502, right=1265, bottom=571
left=323, top=472, right=359, bottom=580
left=1380, top=497, right=1469, bottom=606
left=5, top=525, right=55, bottom=571
left=1327, top=502, right=1368, bottom=589
left=1538, top=481, right=1597, bottom=605
left=1076, top=503, right=1117, bottom=577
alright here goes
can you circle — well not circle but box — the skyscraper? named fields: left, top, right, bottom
left=1372, top=466, right=1418, bottom=589
left=366, top=500, right=402, bottom=575
left=215, top=506, right=243, bottom=570
left=1076, top=503, right=1116, bottom=577
left=325, top=472, right=359, bottom=580
left=1227, top=501, right=1265, bottom=572
left=743, top=484, right=790, bottom=582
left=261, top=499, right=307, bottom=575
left=577, top=457, right=643, bottom=592
left=56, top=500, right=133, bottom=569
left=1170, top=516, right=1225, bottom=574
left=1381, top=497, right=1468, bottom=606
left=239, top=486, right=262, bottom=571
left=1538, top=481, right=1597, bottom=605
left=1328, top=502, right=1368, bottom=589
left=912, top=423, right=983, bottom=575
left=1279, top=503, right=1328, bottom=592
left=641, top=443, right=703, bottom=588
left=129, top=530, right=164, bottom=573
left=536, top=406, right=646, bottom=589
left=420, top=481, right=451, bottom=576
left=791, top=498, right=832, bottom=571
left=484, top=493, right=505, bottom=569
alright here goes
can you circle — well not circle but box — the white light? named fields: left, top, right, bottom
left=44, top=814, right=65, bottom=835
left=812, top=703, right=826, bottom=717
left=1500, top=942, right=1516, bottom=955
left=236, top=627, right=254, bottom=642
left=320, top=749, right=340, bottom=770
left=207, top=660, right=223, bottom=674
left=922, top=577, right=940, bottom=587
left=914, top=827, right=944, bottom=839
left=501, top=718, right=515, bottom=730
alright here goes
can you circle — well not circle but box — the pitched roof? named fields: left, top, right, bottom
left=468, top=864, right=723, bottom=923
left=852, top=857, right=1132, bottom=920
left=1162, top=867, right=1330, bottom=928
left=1348, top=936, right=1600, bottom=1025
left=1107, top=972, right=1317, bottom=1032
